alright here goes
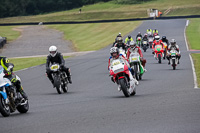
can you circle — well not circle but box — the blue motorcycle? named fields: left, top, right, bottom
left=0, top=65, right=29, bottom=117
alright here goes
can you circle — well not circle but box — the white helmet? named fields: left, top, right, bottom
left=110, top=47, right=119, bottom=55
left=155, top=35, right=160, bottom=42
left=49, top=46, right=57, bottom=57
left=130, top=41, right=136, bottom=49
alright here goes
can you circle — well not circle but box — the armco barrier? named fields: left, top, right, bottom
left=0, top=15, right=199, bottom=26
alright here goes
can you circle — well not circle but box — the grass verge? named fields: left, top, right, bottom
left=9, top=56, right=70, bottom=71
left=191, top=54, right=200, bottom=87
left=0, top=26, right=21, bottom=42
left=0, top=0, right=199, bottom=23
left=186, top=18, right=200, bottom=50
left=47, top=21, right=141, bottom=51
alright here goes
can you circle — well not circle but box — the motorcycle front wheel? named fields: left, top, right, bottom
left=62, top=82, right=68, bottom=93
left=172, top=59, right=176, bottom=70
left=17, top=100, right=29, bottom=113
left=158, top=54, right=162, bottom=64
left=134, top=65, right=139, bottom=80
left=119, top=78, right=130, bottom=97
left=54, top=76, right=62, bottom=94
left=0, top=95, right=10, bottom=117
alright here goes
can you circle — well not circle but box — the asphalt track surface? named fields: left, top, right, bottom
left=0, top=26, right=73, bottom=58
left=1, top=19, right=200, bottom=133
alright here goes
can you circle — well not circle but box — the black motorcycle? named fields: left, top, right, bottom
left=50, top=64, right=68, bottom=94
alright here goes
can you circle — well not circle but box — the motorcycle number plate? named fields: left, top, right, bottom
left=112, top=61, right=120, bottom=66
left=51, top=65, right=58, bottom=70
left=132, top=57, right=137, bottom=61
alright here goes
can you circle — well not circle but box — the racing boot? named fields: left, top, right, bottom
left=68, top=76, right=72, bottom=84
left=19, top=86, right=28, bottom=100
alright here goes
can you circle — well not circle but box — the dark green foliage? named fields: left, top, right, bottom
left=0, top=0, right=148, bottom=18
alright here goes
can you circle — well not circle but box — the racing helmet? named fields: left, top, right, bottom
left=110, top=47, right=119, bottom=56
left=155, top=35, right=160, bottom=42
left=128, top=35, right=131, bottom=39
left=171, top=39, right=176, bottom=46
left=49, top=45, right=57, bottom=57
left=130, top=41, right=136, bottom=49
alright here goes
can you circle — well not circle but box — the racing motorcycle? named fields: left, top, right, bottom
left=109, top=59, right=136, bottom=97
left=136, top=37, right=142, bottom=47
left=50, top=64, right=68, bottom=94
left=0, top=66, right=29, bottom=117
left=119, top=47, right=126, bottom=58
left=148, top=36, right=153, bottom=48
left=142, top=40, right=148, bottom=52
left=129, top=53, right=144, bottom=80
left=169, top=49, right=179, bottom=70
left=154, top=44, right=164, bottom=64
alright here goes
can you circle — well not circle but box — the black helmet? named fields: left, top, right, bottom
left=162, top=36, right=166, bottom=40
left=128, top=35, right=131, bottom=39
left=116, top=37, right=123, bottom=43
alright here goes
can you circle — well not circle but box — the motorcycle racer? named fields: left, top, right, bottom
left=126, top=41, right=147, bottom=71
left=46, top=46, right=72, bottom=86
left=152, top=35, right=165, bottom=50
left=167, top=39, right=181, bottom=64
left=108, top=47, right=139, bottom=85
left=114, top=37, right=127, bottom=51
left=124, top=35, right=134, bottom=46
left=0, top=56, right=28, bottom=100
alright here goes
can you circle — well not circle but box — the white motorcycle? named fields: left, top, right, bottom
left=169, top=49, right=179, bottom=70
left=109, top=58, right=136, bottom=97
left=148, top=36, right=153, bottom=48
left=0, top=66, right=29, bottom=117
left=129, top=53, right=144, bottom=80
left=118, top=47, right=126, bottom=58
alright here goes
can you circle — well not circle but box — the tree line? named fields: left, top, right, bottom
left=0, top=0, right=151, bottom=18
left=0, top=0, right=111, bottom=18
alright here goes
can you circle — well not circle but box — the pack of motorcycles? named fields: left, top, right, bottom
left=0, top=32, right=179, bottom=117
left=109, top=33, right=179, bottom=97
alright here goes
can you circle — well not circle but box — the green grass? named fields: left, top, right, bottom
left=9, top=56, right=69, bottom=71
left=0, top=26, right=21, bottom=42
left=0, top=0, right=199, bottom=23
left=191, top=54, right=200, bottom=87
left=186, top=18, right=200, bottom=50
left=47, top=21, right=141, bottom=51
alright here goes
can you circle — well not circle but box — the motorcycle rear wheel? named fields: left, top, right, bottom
left=0, top=95, right=10, bottom=117
left=119, top=78, right=130, bottom=97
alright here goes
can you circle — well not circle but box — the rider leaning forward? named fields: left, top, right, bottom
left=0, top=56, right=28, bottom=100
left=126, top=41, right=147, bottom=72
left=46, top=46, right=72, bottom=87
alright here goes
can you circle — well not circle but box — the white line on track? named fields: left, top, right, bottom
left=184, top=20, right=198, bottom=89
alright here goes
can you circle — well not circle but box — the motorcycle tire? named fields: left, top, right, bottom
left=0, top=95, right=10, bottom=117
left=158, top=54, right=162, bottom=64
left=17, top=100, right=29, bottom=113
left=134, top=65, right=139, bottom=80
left=144, top=47, right=146, bottom=52
left=62, top=83, right=68, bottom=93
left=172, top=59, right=176, bottom=70
left=139, top=75, right=142, bottom=80
left=54, top=76, right=62, bottom=94
left=119, top=78, right=130, bottom=97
